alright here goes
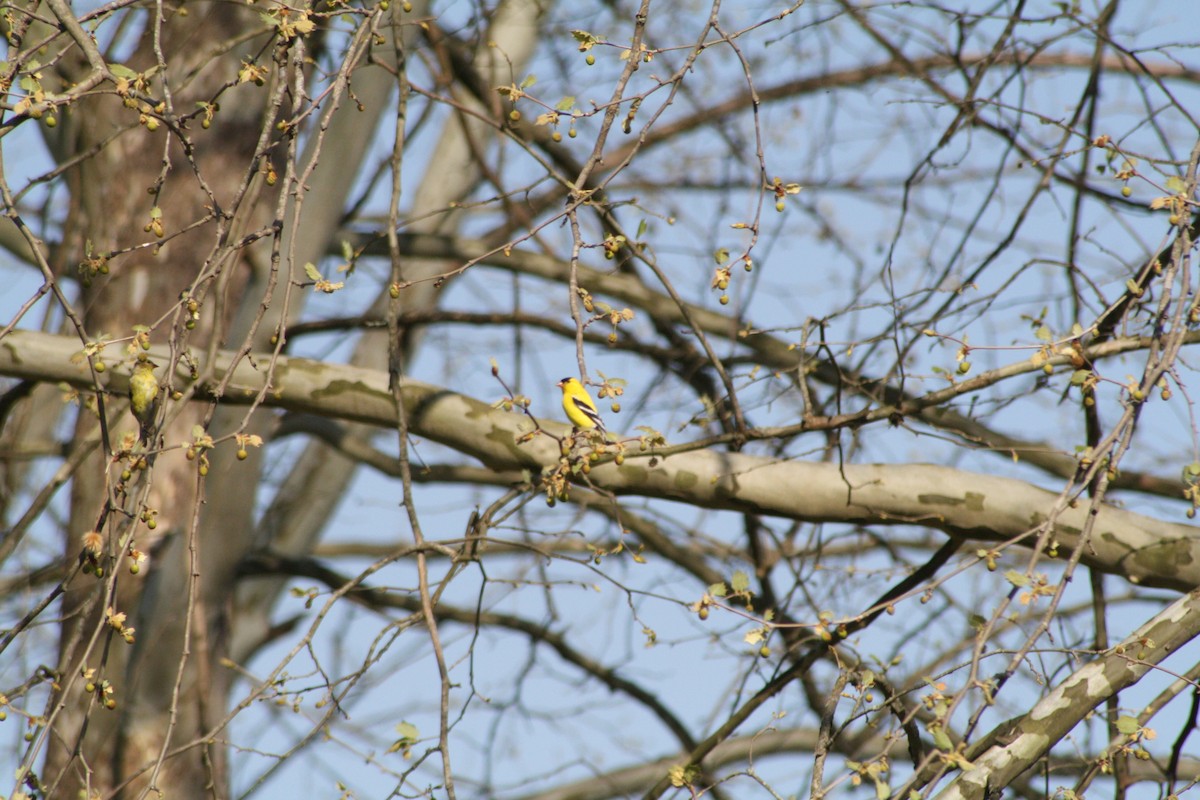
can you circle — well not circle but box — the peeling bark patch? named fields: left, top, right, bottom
left=1004, top=731, right=1049, bottom=761
left=918, top=491, right=985, bottom=511
left=313, top=378, right=390, bottom=403
left=618, top=465, right=647, bottom=483
left=1031, top=662, right=1109, bottom=721
left=1129, top=537, right=1193, bottom=577
left=673, top=470, right=698, bottom=491
left=1083, top=661, right=1115, bottom=695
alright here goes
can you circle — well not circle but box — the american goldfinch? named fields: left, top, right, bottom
left=557, top=377, right=606, bottom=435
left=129, top=359, right=161, bottom=443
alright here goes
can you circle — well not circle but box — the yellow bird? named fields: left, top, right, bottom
left=557, top=377, right=606, bottom=435
left=129, top=359, right=161, bottom=443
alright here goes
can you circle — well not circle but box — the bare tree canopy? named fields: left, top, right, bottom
left=2, top=2, right=1200, bottom=799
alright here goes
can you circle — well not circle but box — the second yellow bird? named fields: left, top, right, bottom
left=129, top=359, right=161, bottom=443
left=557, top=377, right=606, bottom=435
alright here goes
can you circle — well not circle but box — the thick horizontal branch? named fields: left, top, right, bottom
left=352, top=231, right=1189, bottom=500
left=3, top=329, right=1197, bottom=591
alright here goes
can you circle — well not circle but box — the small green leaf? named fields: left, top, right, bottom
left=713, top=248, right=730, bottom=265
left=395, top=721, right=419, bottom=740
left=520, top=73, right=537, bottom=89
left=304, top=262, right=322, bottom=282
left=1003, top=569, right=1030, bottom=587
left=571, top=29, right=600, bottom=50
left=708, top=582, right=727, bottom=597
left=1070, top=370, right=1092, bottom=386
left=1115, top=716, right=1140, bottom=735
left=932, top=727, right=953, bottom=751
left=730, top=570, right=750, bottom=593
left=1165, top=176, right=1187, bottom=194
left=555, top=95, right=576, bottom=111
left=637, top=219, right=648, bottom=238
left=110, top=63, right=139, bottom=80
left=667, top=764, right=697, bottom=787
left=1034, top=324, right=1052, bottom=342
left=341, top=240, right=353, bottom=261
